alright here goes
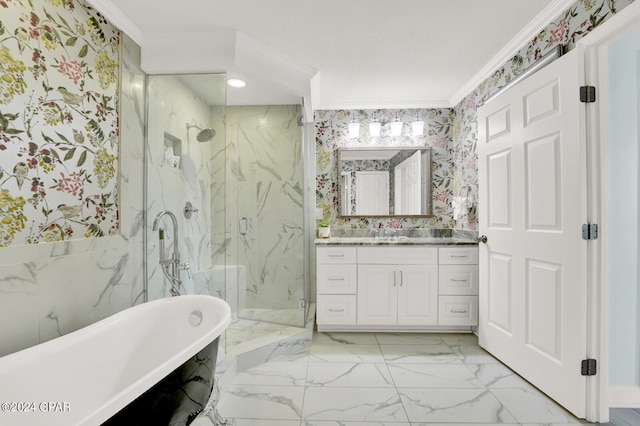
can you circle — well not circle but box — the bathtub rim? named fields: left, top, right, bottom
left=88, top=295, right=231, bottom=424
left=0, top=294, right=231, bottom=426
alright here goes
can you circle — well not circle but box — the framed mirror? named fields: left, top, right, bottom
left=337, top=147, right=432, bottom=218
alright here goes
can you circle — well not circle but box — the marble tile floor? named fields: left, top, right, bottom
left=215, top=331, right=601, bottom=426
left=222, top=307, right=315, bottom=361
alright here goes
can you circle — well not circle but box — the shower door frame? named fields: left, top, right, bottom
left=233, top=105, right=311, bottom=328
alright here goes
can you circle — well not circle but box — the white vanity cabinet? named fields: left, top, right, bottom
left=438, top=247, right=479, bottom=326
left=315, top=244, right=479, bottom=332
left=316, top=247, right=357, bottom=326
left=357, top=247, right=438, bottom=326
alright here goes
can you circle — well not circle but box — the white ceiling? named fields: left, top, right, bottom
left=88, top=0, right=573, bottom=109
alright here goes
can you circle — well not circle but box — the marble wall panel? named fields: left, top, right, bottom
left=210, top=105, right=228, bottom=271
left=0, top=262, right=39, bottom=356
left=36, top=251, right=94, bottom=343
left=146, top=75, right=214, bottom=299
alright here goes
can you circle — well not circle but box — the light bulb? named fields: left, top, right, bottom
left=390, top=121, right=403, bottom=136
left=412, top=120, right=424, bottom=136
left=348, top=122, right=360, bottom=138
left=369, top=122, right=381, bottom=138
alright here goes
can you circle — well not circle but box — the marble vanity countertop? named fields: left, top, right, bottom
left=315, top=229, right=479, bottom=246
left=315, top=236, right=478, bottom=246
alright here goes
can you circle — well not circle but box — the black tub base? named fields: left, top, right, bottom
left=103, top=338, right=220, bottom=426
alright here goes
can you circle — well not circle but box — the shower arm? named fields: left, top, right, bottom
left=152, top=210, right=190, bottom=296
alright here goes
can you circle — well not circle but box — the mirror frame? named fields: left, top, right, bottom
left=337, top=146, right=433, bottom=218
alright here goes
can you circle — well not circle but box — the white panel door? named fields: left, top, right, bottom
left=394, top=151, right=421, bottom=214
left=355, top=171, right=389, bottom=215
left=478, top=49, right=587, bottom=418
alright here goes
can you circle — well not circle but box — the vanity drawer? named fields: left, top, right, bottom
left=317, top=264, right=357, bottom=294
left=438, top=247, right=479, bottom=265
left=317, top=295, right=357, bottom=325
left=439, top=265, right=479, bottom=295
left=438, top=295, right=478, bottom=326
left=317, top=246, right=357, bottom=264
left=357, top=246, right=437, bottom=265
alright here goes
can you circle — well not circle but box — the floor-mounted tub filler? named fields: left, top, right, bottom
left=0, top=295, right=231, bottom=426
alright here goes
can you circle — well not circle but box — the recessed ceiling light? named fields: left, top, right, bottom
left=227, top=78, right=246, bottom=88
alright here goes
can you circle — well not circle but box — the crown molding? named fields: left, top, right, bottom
left=449, top=0, right=576, bottom=107
left=84, top=0, right=144, bottom=45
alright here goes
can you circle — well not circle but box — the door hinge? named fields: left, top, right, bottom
left=582, top=223, right=598, bottom=240
left=581, top=359, right=597, bottom=376
left=298, top=299, right=306, bottom=310
left=580, top=86, right=596, bottom=103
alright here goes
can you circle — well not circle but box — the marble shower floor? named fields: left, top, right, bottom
left=216, top=331, right=596, bottom=426
left=222, top=308, right=312, bottom=358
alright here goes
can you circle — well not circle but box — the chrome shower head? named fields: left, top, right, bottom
left=196, top=127, right=216, bottom=142
left=186, top=123, right=216, bottom=142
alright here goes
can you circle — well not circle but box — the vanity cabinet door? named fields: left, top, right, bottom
left=357, top=264, right=438, bottom=326
left=397, top=265, right=439, bottom=326
left=357, top=265, right=397, bottom=325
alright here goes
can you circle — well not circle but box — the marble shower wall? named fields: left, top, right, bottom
left=146, top=75, right=226, bottom=300
left=210, top=105, right=227, bottom=269
left=0, top=34, right=146, bottom=357
left=315, top=109, right=456, bottom=230
left=225, top=105, right=305, bottom=314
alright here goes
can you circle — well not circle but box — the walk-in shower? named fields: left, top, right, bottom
left=144, top=72, right=312, bottom=357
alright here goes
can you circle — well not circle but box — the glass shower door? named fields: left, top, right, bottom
left=233, top=105, right=306, bottom=328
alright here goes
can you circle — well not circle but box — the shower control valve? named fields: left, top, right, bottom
left=179, top=262, right=192, bottom=279
left=184, top=201, right=199, bottom=219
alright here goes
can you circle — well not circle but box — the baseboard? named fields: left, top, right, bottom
left=608, top=386, right=640, bottom=408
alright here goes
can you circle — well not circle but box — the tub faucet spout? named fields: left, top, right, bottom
left=152, top=210, right=184, bottom=296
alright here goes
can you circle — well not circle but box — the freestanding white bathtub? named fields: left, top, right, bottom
left=0, top=295, right=231, bottom=426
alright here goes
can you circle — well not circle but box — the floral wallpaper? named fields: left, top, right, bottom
left=315, top=108, right=456, bottom=230
left=316, top=0, right=636, bottom=232
left=0, top=0, right=119, bottom=247
left=450, top=0, right=635, bottom=230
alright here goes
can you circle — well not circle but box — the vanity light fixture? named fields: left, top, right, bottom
left=390, top=113, right=403, bottom=136
left=348, top=111, right=360, bottom=138
left=227, top=78, right=246, bottom=88
left=369, top=112, right=381, bottom=138
left=412, top=118, right=424, bottom=136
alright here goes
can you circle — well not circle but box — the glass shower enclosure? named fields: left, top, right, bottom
left=144, top=73, right=310, bottom=355
left=226, top=105, right=308, bottom=327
